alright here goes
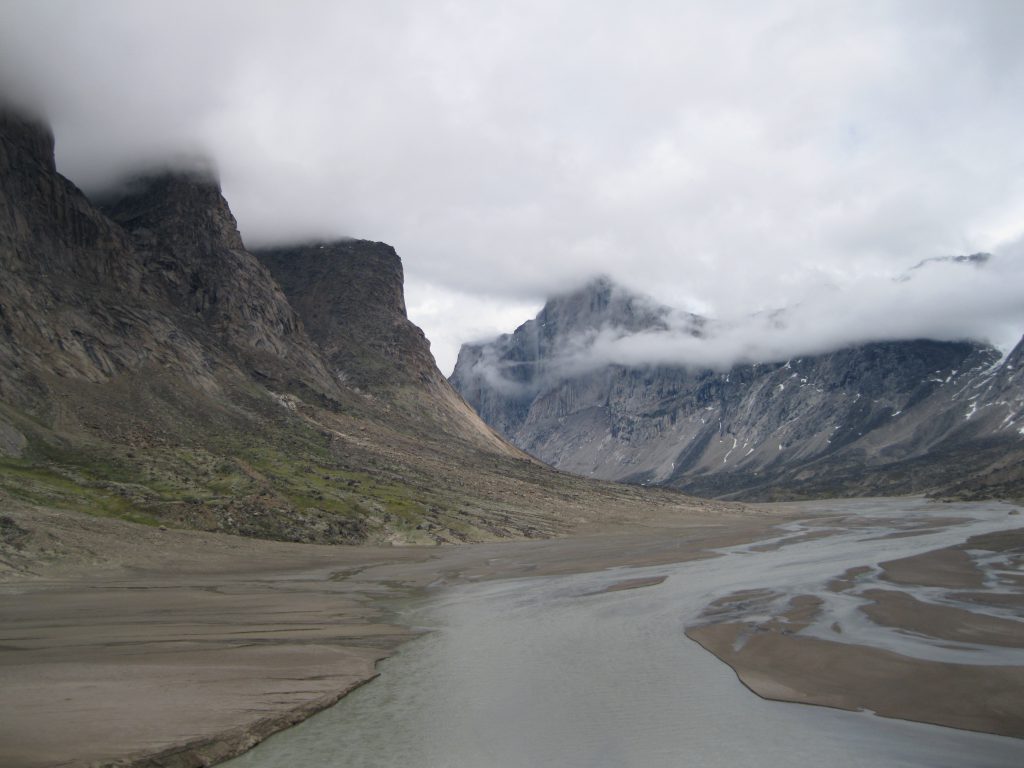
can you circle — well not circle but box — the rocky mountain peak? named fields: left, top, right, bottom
left=0, top=107, right=56, bottom=176
left=452, top=276, right=702, bottom=410
left=102, top=169, right=245, bottom=253
left=0, top=106, right=582, bottom=548
left=1, top=106, right=130, bottom=272
left=452, top=275, right=1024, bottom=500
left=0, top=105, right=343, bottom=405
left=254, top=240, right=439, bottom=391
left=536, top=275, right=674, bottom=338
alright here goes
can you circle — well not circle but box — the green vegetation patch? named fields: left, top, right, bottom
left=0, top=458, right=159, bottom=526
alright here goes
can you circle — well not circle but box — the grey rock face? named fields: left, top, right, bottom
left=0, top=106, right=528, bottom=543
left=450, top=277, right=702, bottom=436
left=255, top=241, right=441, bottom=393
left=254, top=240, right=520, bottom=456
left=0, top=109, right=342, bottom=409
left=101, top=172, right=340, bottom=396
left=0, top=417, right=26, bottom=458
left=451, top=279, right=1024, bottom=499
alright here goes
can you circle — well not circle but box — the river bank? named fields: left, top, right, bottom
left=2, top=497, right=1022, bottom=767
left=221, top=498, right=1024, bottom=768
left=0, top=496, right=771, bottom=768
left=686, top=499, right=1024, bottom=739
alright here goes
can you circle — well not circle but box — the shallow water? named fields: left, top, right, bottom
left=225, top=499, right=1024, bottom=767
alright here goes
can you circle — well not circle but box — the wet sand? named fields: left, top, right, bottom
left=686, top=510, right=1024, bottom=740
left=880, top=547, right=985, bottom=588
left=592, top=574, right=668, bottom=593
left=686, top=623, right=1024, bottom=737
left=0, top=540, right=428, bottom=767
left=861, top=589, right=1024, bottom=648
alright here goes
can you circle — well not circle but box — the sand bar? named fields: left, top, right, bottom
left=686, top=514, right=1024, bottom=739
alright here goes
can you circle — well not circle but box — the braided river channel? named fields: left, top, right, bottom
left=225, top=498, right=1024, bottom=768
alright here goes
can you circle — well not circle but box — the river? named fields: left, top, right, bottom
left=225, top=498, right=1024, bottom=767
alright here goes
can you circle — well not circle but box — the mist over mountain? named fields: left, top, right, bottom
left=3, top=1, right=1024, bottom=374
left=1, top=107, right=723, bottom=548
left=455, top=259, right=1017, bottom=386
left=451, top=277, right=1024, bottom=500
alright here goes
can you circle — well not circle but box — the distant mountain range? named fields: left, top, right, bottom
left=1, top=107, right=723, bottom=548
left=451, top=277, right=1024, bottom=500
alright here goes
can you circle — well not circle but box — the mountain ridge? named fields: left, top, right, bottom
left=1, top=107, right=734, bottom=557
left=451, top=277, right=1024, bottom=500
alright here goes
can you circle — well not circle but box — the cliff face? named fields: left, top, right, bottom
left=0, top=110, right=340, bottom=407
left=0, top=107, right=560, bottom=546
left=0, top=111, right=148, bottom=401
left=254, top=240, right=521, bottom=456
left=451, top=277, right=703, bottom=439
left=451, top=279, right=1024, bottom=500
left=255, top=241, right=440, bottom=392
left=101, top=173, right=338, bottom=396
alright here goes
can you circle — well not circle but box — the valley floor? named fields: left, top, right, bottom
left=1, top=497, right=1022, bottom=767
left=0, top=497, right=769, bottom=768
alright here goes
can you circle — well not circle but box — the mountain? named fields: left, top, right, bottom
left=251, top=240, right=516, bottom=454
left=0, top=107, right=724, bottom=554
left=451, top=278, right=1024, bottom=500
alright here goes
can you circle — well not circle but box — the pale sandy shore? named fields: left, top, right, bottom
left=686, top=523, right=1024, bottom=739
left=0, top=498, right=772, bottom=768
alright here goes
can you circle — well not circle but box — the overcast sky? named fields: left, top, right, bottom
left=2, top=0, right=1023, bottom=374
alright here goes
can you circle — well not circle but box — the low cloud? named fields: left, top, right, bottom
left=468, top=250, right=1024, bottom=387
left=1, top=2, right=1023, bottom=374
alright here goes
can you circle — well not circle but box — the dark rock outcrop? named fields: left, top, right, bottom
left=254, top=240, right=522, bottom=456
left=0, top=106, right=564, bottom=545
left=101, top=172, right=338, bottom=396
left=255, top=241, right=441, bottom=392
left=1, top=110, right=154, bottom=403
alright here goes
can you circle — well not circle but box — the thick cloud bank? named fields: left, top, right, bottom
left=2, top=1, right=1023, bottom=373
left=596, top=249, right=1024, bottom=372
left=469, top=253, right=1022, bottom=389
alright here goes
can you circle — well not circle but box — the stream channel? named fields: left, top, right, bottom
left=225, top=498, right=1024, bottom=767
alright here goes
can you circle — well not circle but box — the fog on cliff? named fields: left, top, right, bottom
left=2, top=0, right=1023, bottom=374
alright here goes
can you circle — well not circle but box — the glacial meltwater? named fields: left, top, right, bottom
left=224, top=499, right=1024, bottom=767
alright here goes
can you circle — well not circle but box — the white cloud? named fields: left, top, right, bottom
left=468, top=250, right=1024, bottom=387
left=404, top=278, right=542, bottom=375
left=1, top=0, right=1022, bottom=375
